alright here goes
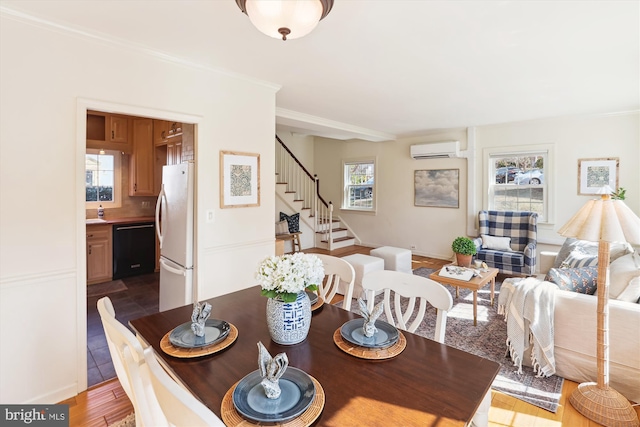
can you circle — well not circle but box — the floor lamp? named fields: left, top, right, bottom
left=558, top=189, right=640, bottom=427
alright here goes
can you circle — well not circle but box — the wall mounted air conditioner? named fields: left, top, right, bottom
left=410, top=141, right=460, bottom=159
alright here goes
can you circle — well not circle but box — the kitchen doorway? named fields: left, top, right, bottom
left=77, top=98, right=200, bottom=392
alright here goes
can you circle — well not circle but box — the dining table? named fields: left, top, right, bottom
left=130, top=285, right=500, bottom=426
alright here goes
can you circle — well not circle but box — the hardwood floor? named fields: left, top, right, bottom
left=63, top=246, right=639, bottom=427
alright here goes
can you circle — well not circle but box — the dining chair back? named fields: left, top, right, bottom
left=97, top=296, right=147, bottom=426
left=122, top=345, right=165, bottom=426
left=142, top=346, right=226, bottom=426
left=313, top=253, right=356, bottom=310
left=362, top=271, right=490, bottom=427
left=362, top=270, right=453, bottom=342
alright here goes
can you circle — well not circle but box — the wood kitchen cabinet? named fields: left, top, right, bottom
left=167, top=140, right=183, bottom=165
left=129, top=118, right=156, bottom=196
left=87, top=225, right=112, bottom=285
left=86, top=111, right=132, bottom=153
left=153, top=120, right=183, bottom=146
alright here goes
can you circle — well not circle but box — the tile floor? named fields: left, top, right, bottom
left=86, top=272, right=160, bottom=387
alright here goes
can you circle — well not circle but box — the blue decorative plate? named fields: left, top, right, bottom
left=232, top=367, right=316, bottom=423
left=306, top=291, right=318, bottom=306
left=169, top=319, right=230, bottom=349
left=340, top=318, right=399, bottom=349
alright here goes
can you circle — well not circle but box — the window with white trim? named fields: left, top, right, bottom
left=342, top=159, right=375, bottom=211
left=85, top=149, right=122, bottom=209
left=489, top=151, right=547, bottom=221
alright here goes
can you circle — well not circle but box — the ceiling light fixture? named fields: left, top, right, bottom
left=235, top=0, right=334, bottom=41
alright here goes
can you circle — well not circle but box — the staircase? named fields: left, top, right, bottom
left=276, top=136, right=357, bottom=251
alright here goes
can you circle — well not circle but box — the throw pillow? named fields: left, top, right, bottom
left=545, top=266, right=598, bottom=295
left=481, top=234, right=512, bottom=251
left=616, top=276, right=640, bottom=303
left=279, top=212, right=300, bottom=233
left=553, top=238, right=632, bottom=268
left=560, top=250, right=599, bottom=268
left=553, top=238, right=597, bottom=268
left=609, top=253, right=640, bottom=299
left=275, top=220, right=289, bottom=235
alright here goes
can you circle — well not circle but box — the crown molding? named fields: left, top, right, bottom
left=276, top=108, right=395, bottom=142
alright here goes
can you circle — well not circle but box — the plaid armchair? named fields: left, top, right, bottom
left=473, top=210, right=538, bottom=276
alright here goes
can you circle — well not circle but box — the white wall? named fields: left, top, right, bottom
left=0, top=12, right=277, bottom=403
left=314, top=113, right=640, bottom=259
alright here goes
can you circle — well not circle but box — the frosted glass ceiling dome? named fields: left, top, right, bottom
left=236, top=0, right=334, bottom=40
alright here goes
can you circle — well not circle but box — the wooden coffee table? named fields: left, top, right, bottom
left=430, top=267, right=499, bottom=326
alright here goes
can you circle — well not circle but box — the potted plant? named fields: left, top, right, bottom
left=451, top=236, right=477, bottom=268
left=256, top=253, right=324, bottom=345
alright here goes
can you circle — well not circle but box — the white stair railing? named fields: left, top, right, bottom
left=276, top=136, right=332, bottom=247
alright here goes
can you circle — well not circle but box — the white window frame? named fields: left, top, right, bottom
left=85, top=148, right=122, bottom=209
left=342, top=158, right=376, bottom=212
left=484, top=145, right=554, bottom=224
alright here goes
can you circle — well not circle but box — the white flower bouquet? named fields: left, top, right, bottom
left=256, top=253, right=325, bottom=302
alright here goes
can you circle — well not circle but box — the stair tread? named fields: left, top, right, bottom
left=316, top=228, right=347, bottom=234
left=321, top=236, right=355, bottom=243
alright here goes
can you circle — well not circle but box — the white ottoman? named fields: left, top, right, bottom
left=369, top=246, right=412, bottom=273
left=341, top=254, right=385, bottom=299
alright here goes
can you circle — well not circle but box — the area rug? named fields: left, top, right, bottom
left=340, top=267, right=564, bottom=413
left=87, top=279, right=127, bottom=297
left=107, top=412, right=135, bottom=427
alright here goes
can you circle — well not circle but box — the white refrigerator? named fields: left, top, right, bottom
left=156, top=162, right=195, bottom=312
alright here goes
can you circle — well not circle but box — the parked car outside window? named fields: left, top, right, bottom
left=495, top=167, right=521, bottom=183
left=514, top=169, right=544, bottom=185
left=352, top=177, right=374, bottom=199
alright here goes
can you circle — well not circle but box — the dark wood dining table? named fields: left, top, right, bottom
left=130, top=286, right=500, bottom=426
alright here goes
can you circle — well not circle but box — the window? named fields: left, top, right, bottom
left=343, top=159, right=375, bottom=211
left=489, top=151, right=547, bottom=221
left=85, top=149, right=121, bottom=209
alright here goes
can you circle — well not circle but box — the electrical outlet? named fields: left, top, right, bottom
left=141, top=201, right=150, bottom=208
left=410, top=245, right=417, bottom=250
left=206, top=210, right=215, bottom=223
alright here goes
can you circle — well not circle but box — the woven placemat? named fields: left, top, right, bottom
left=333, top=328, right=406, bottom=360
left=311, top=297, right=324, bottom=312
left=221, top=374, right=325, bottom=427
left=160, top=324, right=238, bottom=358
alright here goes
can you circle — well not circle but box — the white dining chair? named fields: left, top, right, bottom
left=141, top=346, right=226, bottom=427
left=313, top=253, right=356, bottom=310
left=97, top=296, right=148, bottom=426
left=122, top=345, right=164, bottom=427
left=362, top=270, right=453, bottom=340
left=361, top=270, right=490, bottom=427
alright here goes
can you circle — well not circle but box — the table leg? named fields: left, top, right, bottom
left=473, top=290, right=478, bottom=326
left=490, top=277, right=495, bottom=306
left=456, top=286, right=459, bottom=299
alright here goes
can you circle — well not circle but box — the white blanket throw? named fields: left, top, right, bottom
left=498, top=277, right=557, bottom=377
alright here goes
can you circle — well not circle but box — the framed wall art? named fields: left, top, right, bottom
left=220, top=151, right=260, bottom=208
left=577, top=158, right=618, bottom=195
left=414, top=169, right=459, bottom=208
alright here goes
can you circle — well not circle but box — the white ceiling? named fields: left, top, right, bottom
left=2, top=0, right=638, bottom=141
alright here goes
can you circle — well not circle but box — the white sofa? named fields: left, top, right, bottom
left=529, top=248, right=640, bottom=403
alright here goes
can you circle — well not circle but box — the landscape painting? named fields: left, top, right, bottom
left=414, top=169, right=459, bottom=208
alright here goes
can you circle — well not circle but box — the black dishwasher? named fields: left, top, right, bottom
left=112, top=222, right=156, bottom=279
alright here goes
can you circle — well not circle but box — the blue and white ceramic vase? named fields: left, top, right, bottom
left=266, top=291, right=312, bottom=345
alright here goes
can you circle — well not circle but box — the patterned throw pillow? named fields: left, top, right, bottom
left=560, top=250, right=599, bottom=268
left=545, top=266, right=598, bottom=294
left=279, top=212, right=300, bottom=233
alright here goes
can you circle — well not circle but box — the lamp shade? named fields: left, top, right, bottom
left=236, top=0, right=333, bottom=40
left=558, top=194, right=640, bottom=245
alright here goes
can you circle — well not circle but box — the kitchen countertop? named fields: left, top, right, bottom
left=86, top=216, right=154, bottom=226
